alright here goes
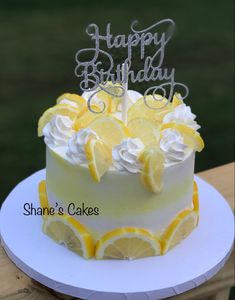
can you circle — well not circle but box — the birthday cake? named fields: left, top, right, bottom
left=37, top=20, right=204, bottom=260
left=37, top=88, right=204, bottom=260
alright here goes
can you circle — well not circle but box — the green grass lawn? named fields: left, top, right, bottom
left=0, top=0, right=234, bottom=202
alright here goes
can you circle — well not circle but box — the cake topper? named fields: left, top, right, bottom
left=75, top=19, right=189, bottom=123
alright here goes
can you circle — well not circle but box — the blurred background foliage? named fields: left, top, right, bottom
left=0, top=0, right=234, bottom=203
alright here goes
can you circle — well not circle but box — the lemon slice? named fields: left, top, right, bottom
left=127, top=95, right=172, bottom=123
left=139, top=146, right=165, bottom=193
left=98, top=82, right=123, bottom=112
left=82, top=83, right=122, bottom=113
left=38, top=180, right=50, bottom=219
left=193, top=181, right=200, bottom=225
left=128, top=118, right=160, bottom=146
left=161, top=209, right=198, bottom=254
left=193, top=180, right=199, bottom=211
left=43, top=214, right=95, bottom=259
left=73, top=105, right=108, bottom=131
left=38, top=104, right=79, bottom=137
left=83, top=90, right=113, bottom=113
left=57, top=93, right=87, bottom=112
left=88, top=115, right=130, bottom=148
left=94, top=90, right=113, bottom=113
left=172, top=92, right=183, bottom=108
left=96, top=227, right=161, bottom=260
left=85, top=137, right=112, bottom=182
left=161, top=123, right=205, bottom=152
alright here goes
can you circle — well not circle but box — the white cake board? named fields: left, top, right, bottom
left=0, top=170, right=234, bottom=300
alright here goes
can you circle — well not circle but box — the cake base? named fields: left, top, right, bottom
left=0, top=170, right=234, bottom=300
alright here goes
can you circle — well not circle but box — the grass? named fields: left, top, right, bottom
left=0, top=0, right=234, bottom=202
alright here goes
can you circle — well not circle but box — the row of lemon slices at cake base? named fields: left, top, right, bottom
left=39, top=180, right=199, bottom=260
left=37, top=92, right=204, bottom=193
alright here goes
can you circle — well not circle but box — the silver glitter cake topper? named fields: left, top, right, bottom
left=75, top=19, right=189, bottom=119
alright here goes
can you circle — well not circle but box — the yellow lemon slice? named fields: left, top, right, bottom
left=139, top=146, right=165, bottom=193
left=96, top=227, right=161, bottom=260
left=85, top=137, right=112, bottom=182
left=127, top=95, right=172, bottom=124
left=193, top=180, right=199, bottom=218
left=56, top=93, right=87, bottom=112
left=82, top=85, right=120, bottom=113
left=43, top=214, right=95, bottom=259
left=95, top=90, right=113, bottom=113
left=84, top=90, right=113, bottom=113
left=128, top=118, right=160, bottom=146
left=161, top=123, right=205, bottom=152
left=161, top=209, right=198, bottom=254
left=172, top=92, right=184, bottom=108
left=99, top=82, right=123, bottom=112
left=73, top=105, right=108, bottom=131
left=88, top=115, right=130, bottom=148
left=38, top=180, right=49, bottom=219
left=193, top=181, right=200, bottom=225
left=38, top=104, right=79, bottom=137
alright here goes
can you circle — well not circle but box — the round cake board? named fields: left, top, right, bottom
left=0, top=170, right=234, bottom=300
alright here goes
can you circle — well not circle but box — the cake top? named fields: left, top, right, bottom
left=38, top=88, right=204, bottom=193
left=38, top=20, right=205, bottom=193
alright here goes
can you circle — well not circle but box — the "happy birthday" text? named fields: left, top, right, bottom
left=75, top=19, right=189, bottom=104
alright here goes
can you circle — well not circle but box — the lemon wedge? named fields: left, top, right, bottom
left=85, top=137, right=112, bottom=182
left=127, top=95, right=172, bottom=124
left=88, top=115, right=130, bottom=148
left=139, top=146, right=165, bottom=193
left=38, top=104, right=79, bottom=137
left=43, top=214, right=95, bottom=259
left=96, top=227, right=161, bottom=259
left=161, top=209, right=198, bottom=254
left=161, top=123, right=205, bottom=152
left=128, top=118, right=160, bottom=146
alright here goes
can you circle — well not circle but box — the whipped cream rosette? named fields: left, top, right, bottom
left=160, top=128, right=187, bottom=164
left=112, top=138, right=144, bottom=173
left=163, top=103, right=200, bottom=131
left=67, top=128, right=99, bottom=165
left=43, top=115, right=75, bottom=148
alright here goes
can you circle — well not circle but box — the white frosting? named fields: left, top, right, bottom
left=127, top=90, right=143, bottom=104
left=163, top=104, right=200, bottom=130
left=112, top=138, right=144, bottom=173
left=160, top=129, right=187, bottom=164
left=67, top=128, right=99, bottom=165
left=59, top=99, right=78, bottom=108
left=43, top=115, right=74, bottom=148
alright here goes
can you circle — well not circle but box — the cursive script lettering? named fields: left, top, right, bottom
left=75, top=19, right=189, bottom=111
